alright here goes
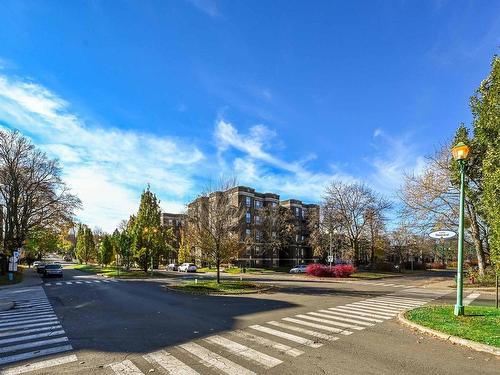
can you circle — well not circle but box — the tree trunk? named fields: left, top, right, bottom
left=467, top=202, right=486, bottom=276
left=216, top=256, right=220, bottom=284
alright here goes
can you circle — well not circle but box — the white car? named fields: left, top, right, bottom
left=178, top=263, right=197, bottom=273
left=289, top=264, right=308, bottom=274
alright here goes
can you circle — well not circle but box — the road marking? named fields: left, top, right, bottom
left=0, top=354, right=78, bottom=375
left=268, top=321, right=341, bottom=341
left=249, top=325, right=323, bottom=348
left=343, top=305, right=397, bottom=316
left=179, top=342, right=256, bottom=375
left=297, top=314, right=365, bottom=330
left=374, top=297, right=428, bottom=304
left=65, top=282, right=72, bottom=285
left=84, top=281, right=92, bottom=284
left=14, top=303, right=51, bottom=309
left=0, top=313, right=57, bottom=324
left=0, top=329, right=65, bottom=345
left=0, top=325, right=62, bottom=338
left=281, top=317, right=352, bottom=335
left=93, top=280, right=101, bottom=283
left=0, top=336, right=68, bottom=354
left=230, top=330, right=304, bottom=357
left=205, top=335, right=282, bottom=368
left=315, top=310, right=374, bottom=326
left=0, top=344, right=73, bottom=365
left=0, top=308, right=53, bottom=318
left=55, top=283, right=62, bottom=286
left=110, top=359, right=143, bottom=374
left=44, top=283, right=52, bottom=286
left=317, top=309, right=383, bottom=323
left=366, top=299, right=422, bottom=307
left=327, top=307, right=392, bottom=319
left=464, top=292, right=480, bottom=306
left=349, top=303, right=402, bottom=312
left=144, top=350, right=200, bottom=375
left=0, top=317, right=58, bottom=329
left=75, top=281, right=83, bottom=284
left=0, top=321, right=62, bottom=334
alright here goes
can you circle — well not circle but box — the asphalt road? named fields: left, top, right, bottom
left=1, top=265, right=498, bottom=375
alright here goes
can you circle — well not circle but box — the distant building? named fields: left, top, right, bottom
left=160, top=212, right=186, bottom=250
left=185, top=186, right=319, bottom=268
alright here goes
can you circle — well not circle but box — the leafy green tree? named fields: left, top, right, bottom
left=177, top=232, right=191, bottom=264
left=75, top=224, right=96, bottom=264
left=24, top=228, right=59, bottom=262
left=470, top=56, right=500, bottom=268
left=130, top=186, right=164, bottom=272
left=99, top=235, right=114, bottom=266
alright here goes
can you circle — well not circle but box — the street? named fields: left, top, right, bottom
left=0, top=266, right=498, bottom=375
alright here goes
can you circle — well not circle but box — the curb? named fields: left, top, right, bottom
left=398, top=311, right=500, bottom=356
left=164, top=284, right=275, bottom=296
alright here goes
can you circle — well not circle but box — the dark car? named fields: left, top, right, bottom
left=43, top=264, right=63, bottom=278
left=35, top=262, right=46, bottom=274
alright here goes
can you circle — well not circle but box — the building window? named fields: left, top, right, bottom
left=246, top=212, right=251, bottom=223
left=255, top=215, right=261, bottom=224
left=271, top=202, right=277, bottom=208
left=255, top=200, right=262, bottom=209
left=295, top=207, right=300, bottom=217
left=245, top=196, right=251, bottom=207
left=301, top=235, right=305, bottom=242
left=301, top=209, right=306, bottom=219
left=245, top=229, right=251, bottom=237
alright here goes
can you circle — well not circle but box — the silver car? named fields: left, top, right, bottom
left=43, top=264, right=63, bottom=278
left=289, top=264, right=308, bottom=274
left=178, top=263, right=197, bottom=272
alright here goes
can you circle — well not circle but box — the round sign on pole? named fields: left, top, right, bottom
left=429, top=230, right=456, bottom=239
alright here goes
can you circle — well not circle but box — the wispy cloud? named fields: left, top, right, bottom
left=0, top=75, right=204, bottom=231
left=186, top=0, right=220, bottom=18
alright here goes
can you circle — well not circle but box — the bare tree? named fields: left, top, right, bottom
left=323, top=180, right=391, bottom=265
left=187, top=178, right=245, bottom=283
left=400, top=146, right=488, bottom=275
left=0, top=130, right=81, bottom=256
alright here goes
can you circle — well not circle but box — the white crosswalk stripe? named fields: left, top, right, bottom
left=464, top=292, right=480, bottom=306
left=0, top=354, right=77, bottom=375
left=282, top=317, right=352, bottom=335
left=180, top=342, right=256, bottom=375
left=204, top=335, right=282, bottom=368
left=249, top=325, right=323, bottom=348
left=0, top=286, right=73, bottom=369
left=144, top=350, right=200, bottom=375
left=316, top=310, right=374, bottom=326
left=110, top=359, right=143, bottom=374
left=268, top=321, right=340, bottom=341
left=327, top=306, right=392, bottom=319
left=230, top=330, right=304, bottom=357
left=317, top=309, right=383, bottom=323
left=296, top=313, right=365, bottom=330
left=349, top=303, right=402, bottom=312
left=342, top=305, right=397, bottom=316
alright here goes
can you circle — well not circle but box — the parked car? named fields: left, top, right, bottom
left=43, top=264, right=63, bottom=278
left=63, top=255, right=72, bottom=262
left=178, top=263, right=197, bottom=273
left=35, top=262, right=46, bottom=274
left=166, top=263, right=178, bottom=271
left=289, top=264, right=308, bottom=274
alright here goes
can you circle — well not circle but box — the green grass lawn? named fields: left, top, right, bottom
left=170, top=280, right=267, bottom=295
left=406, top=305, right=500, bottom=347
left=350, top=271, right=404, bottom=279
left=70, top=264, right=165, bottom=278
left=197, top=267, right=289, bottom=274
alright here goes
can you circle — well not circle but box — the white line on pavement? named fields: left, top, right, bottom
left=0, top=308, right=53, bottom=318
left=464, top=292, right=481, bottom=306
left=268, top=321, right=340, bottom=341
left=0, top=336, right=68, bottom=354
left=0, top=344, right=73, bottom=365
left=230, top=330, right=304, bottom=357
left=0, top=313, right=57, bottom=324
left=109, top=359, right=143, bottom=375
left=179, top=342, right=256, bottom=375
left=315, top=310, right=374, bottom=326
left=249, top=325, right=322, bottom=348
left=0, top=354, right=78, bottom=375
left=317, top=309, right=383, bottom=323
left=0, top=325, right=62, bottom=339
left=144, top=350, right=200, bottom=375
left=0, top=317, right=58, bottom=329
left=343, top=304, right=397, bottom=316
left=297, top=314, right=365, bottom=330
left=0, top=329, right=65, bottom=345
left=327, top=307, right=392, bottom=319
left=348, top=303, right=402, bottom=313
left=281, top=317, right=352, bottom=335
left=205, top=335, right=282, bottom=368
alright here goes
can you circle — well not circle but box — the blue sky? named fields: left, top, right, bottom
left=0, top=0, right=498, bottom=231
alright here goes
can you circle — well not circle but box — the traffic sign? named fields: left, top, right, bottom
left=429, top=230, right=456, bottom=239
left=327, top=255, right=334, bottom=263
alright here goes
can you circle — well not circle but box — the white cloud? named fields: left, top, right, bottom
left=0, top=75, right=204, bottom=232
left=186, top=0, right=219, bottom=18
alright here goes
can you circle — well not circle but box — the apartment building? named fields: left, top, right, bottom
left=184, top=186, right=318, bottom=268
left=160, top=212, right=186, bottom=249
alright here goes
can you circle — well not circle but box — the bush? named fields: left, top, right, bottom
left=306, top=264, right=356, bottom=278
left=427, top=262, right=446, bottom=269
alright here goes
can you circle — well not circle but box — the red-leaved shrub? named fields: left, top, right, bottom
left=306, top=264, right=356, bottom=278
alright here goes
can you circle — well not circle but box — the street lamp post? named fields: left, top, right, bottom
left=451, top=142, right=470, bottom=316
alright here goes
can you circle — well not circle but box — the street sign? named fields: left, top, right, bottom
left=327, top=255, right=334, bottom=263
left=429, top=230, right=456, bottom=239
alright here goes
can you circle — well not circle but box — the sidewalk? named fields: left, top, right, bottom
left=0, top=267, right=42, bottom=311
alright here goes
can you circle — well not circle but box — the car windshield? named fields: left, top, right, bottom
left=45, top=264, right=61, bottom=269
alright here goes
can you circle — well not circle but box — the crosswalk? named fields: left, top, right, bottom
left=44, top=279, right=120, bottom=287
left=106, top=292, right=443, bottom=375
left=0, top=286, right=76, bottom=373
